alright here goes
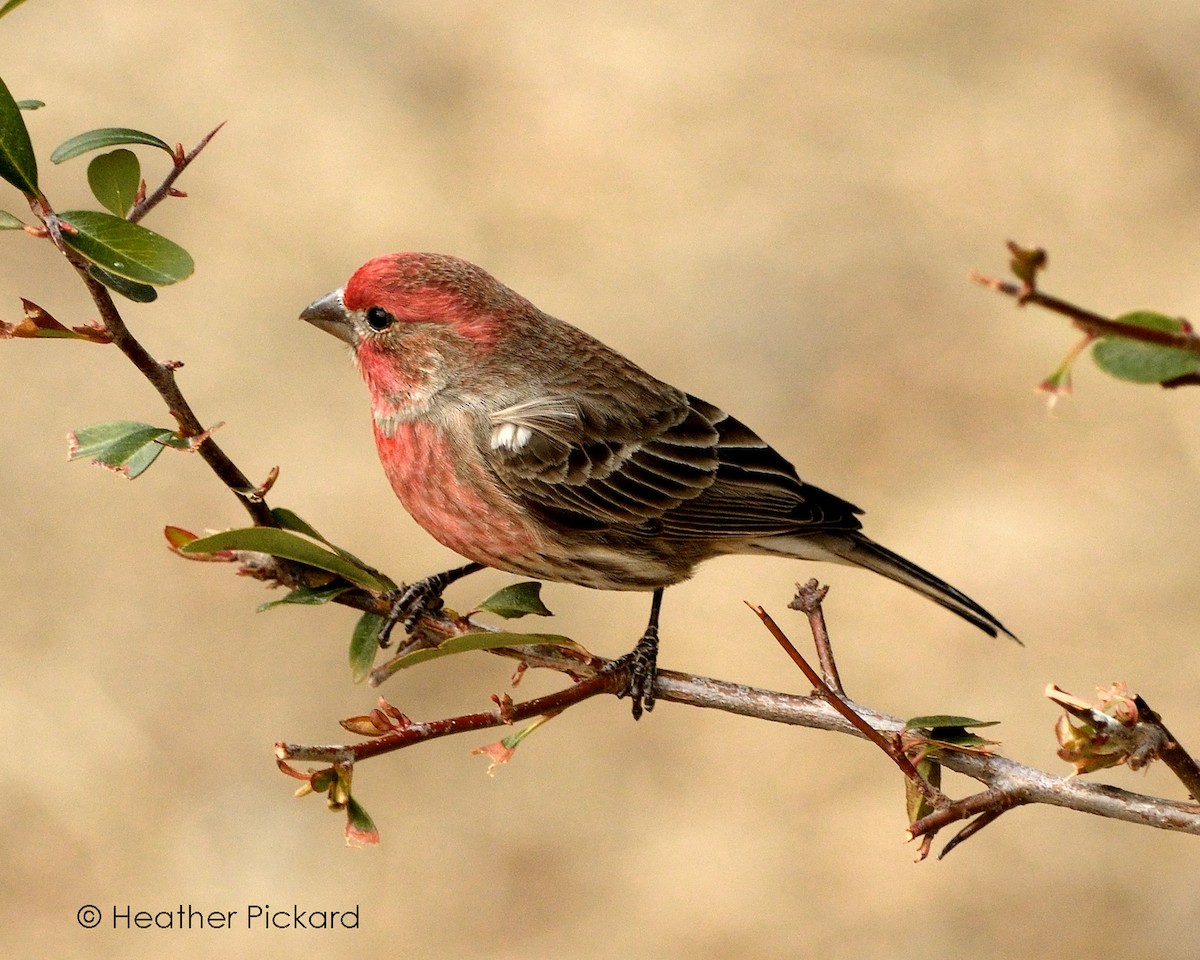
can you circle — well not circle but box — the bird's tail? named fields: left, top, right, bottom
left=759, top=532, right=1018, bottom=642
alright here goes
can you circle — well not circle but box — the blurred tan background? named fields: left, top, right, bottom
left=3, top=1, right=1200, bottom=957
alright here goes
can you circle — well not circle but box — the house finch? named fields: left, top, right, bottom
left=301, top=252, right=1014, bottom=717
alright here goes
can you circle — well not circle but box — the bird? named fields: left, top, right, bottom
left=301, top=252, right=1014, bottom=717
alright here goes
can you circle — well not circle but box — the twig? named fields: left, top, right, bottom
left=275, top=628, right=1200, bottom=838
left=279, top=668, right=624, bottom=766
left=926, top=806, right=1003, bottom=859
left=72, top=264, right=275, bottom=525
left=36, top=124, right=276, bottom=526
left=747, top=600, right=945, bottom=808
left=788, top=578, right=842, bottom=693
left=971, top=272, right=1200, bottom=355
left=127, top=122, right=225, bottom=223
left=1135, top=696, right=1200, bottom=800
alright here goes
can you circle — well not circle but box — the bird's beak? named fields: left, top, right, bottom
left=300, top=288, right=356, bottom=346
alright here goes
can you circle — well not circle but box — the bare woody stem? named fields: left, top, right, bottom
left=128, top=122, right=225, bottom=224
left=46, top=124, right=277, bottom=527
left=788, top=578, right=843, bottom=693
left=277, top=638, right=1200, bottom=839
left=971, top=273, right=1200, bottom=355
left=1135, top=696, right=1200, bottom=800
left=71, top=262, right=275, bottom=525
left=280, top=668, right=625, bottom=767
left=747, top=601, right=946, bottom=808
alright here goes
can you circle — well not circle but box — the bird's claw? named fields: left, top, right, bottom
left=376, top=562, right=487, bottom=648
left=377, top=577, right=447, bottom=648
left=611, top=626, right=660, bottom=720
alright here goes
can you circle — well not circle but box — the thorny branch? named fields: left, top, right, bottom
left=41, top=126, right=277, bottom=527
left=972, top=241, right=1200, bottom=392
left=972, top=272, right=1200, bottom=356
left=127, top=123, right=225, bottom=224
left=269, top=564, right=1200, bottom=853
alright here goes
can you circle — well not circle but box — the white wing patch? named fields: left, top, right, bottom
left=491, top=421, right=535, bottom=451
left=489, top=396, right=578, bottom=452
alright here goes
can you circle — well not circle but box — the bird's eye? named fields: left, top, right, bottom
left=365, top=306, right=395, bottom=331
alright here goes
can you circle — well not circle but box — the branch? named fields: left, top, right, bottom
left=1134, top=696, right=1200, bottom=799
left=971, top=241, right=1200, bottom=404
left=273, top=590, right=1200, bottom=845
left=907, top=751, right=1200, bottom=839
left=37, top=126, right=277, bottom=526
left=278, top=643, right=1200, bottom=837
left=71, top=264, right=275, bottom=524
left=127, top=122, right=225, bottom=223
left=747, top=599, right=945, bottom=808
left=971, top=272, right=1200, bottom=356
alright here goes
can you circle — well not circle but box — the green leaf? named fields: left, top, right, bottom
left=87, top=264, right=158, bottom=303
left=308, top=768, right=336, bottom=794
left=0, top=74, right=38, bottom=195
left=906, top=755, right=942, bottom=823
left=0, top=209, right=23, bottom=229
left=930, top=730, right=997, bottom=749
left=1007, top=243, right=1046, bottom=288
left=1091, top=310, right=1200, bottom=384
left=270, top=507, right=393, bottom=589
left=50, top=127, right=172, bottom=164
left=349, top=612, right=385, bottom=682
left=385, top=630, right=579, bottom=671
left=68, top=420, right=175, bottom=479
left=0, top=0, right=33, bottom=21
left=87, top=148, right=140, bottom=217
left=16, top=100, right=43, bottom=111
left=478, top=581, right=553, bottom=619
left=904, top=715, right=999, bottom=730
left=344, top=796, right=380, bottom=847
left=180, top=527, right=392, bottom=594
left=270, top=507, right=328, bottom=542
left=57, top=209, right=193, bottom=285
left=257, top=582, right=349, bottom=613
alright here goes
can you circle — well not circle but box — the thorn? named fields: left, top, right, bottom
left=968, top=271, right=1001, bottom=290
left=178, top=421, right=224, bottom=451
left=167, top=188, right=188, bottom=198
left=247, top=464, right=280, bottom=501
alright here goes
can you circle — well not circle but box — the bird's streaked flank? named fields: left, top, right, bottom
left=302, top=252, right=1015, bottom=717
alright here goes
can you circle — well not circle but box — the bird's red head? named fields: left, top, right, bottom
left=341, top=252, right=527, bottom=346
left=302, top=252, right=537, bottom=406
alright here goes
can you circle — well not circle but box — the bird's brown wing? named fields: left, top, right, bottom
left=486, top=388, right=863, bottom=540
left=661, top=395, right=864, bottom=538
left=486, top=388, right=717, bottom=530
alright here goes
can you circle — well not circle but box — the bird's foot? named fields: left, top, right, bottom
left=377, top=577, right=448, bottom=648
left=609, top=626, right=660, bottom=720
left=377, top=562, right=486, bottom=648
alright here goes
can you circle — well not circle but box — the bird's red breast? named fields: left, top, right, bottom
left=372, top=416, right=541, bottom=565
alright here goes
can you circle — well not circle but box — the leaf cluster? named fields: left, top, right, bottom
left=0, top=76, right=192, bottom=302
